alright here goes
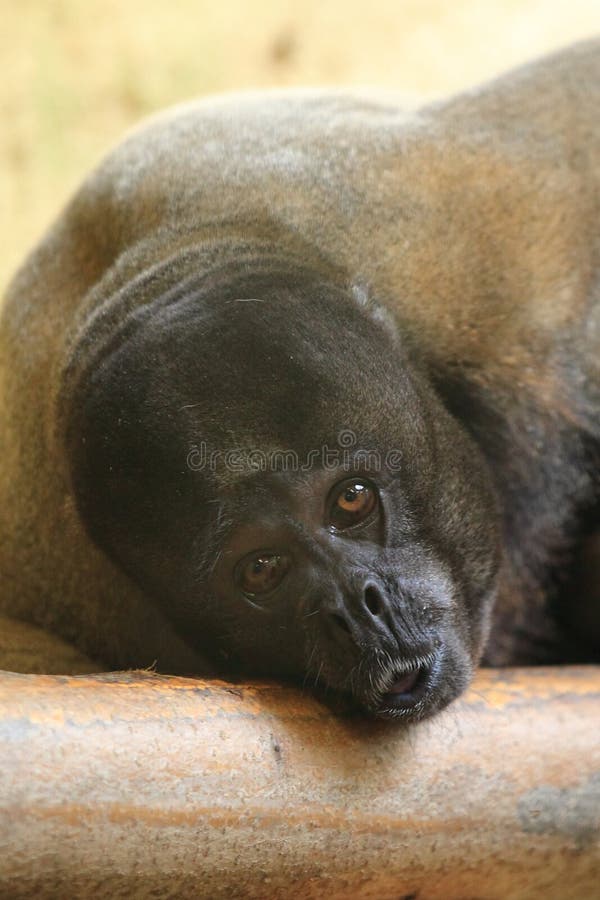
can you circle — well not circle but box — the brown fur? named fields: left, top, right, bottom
left=0, top=40, right=598, bottom=675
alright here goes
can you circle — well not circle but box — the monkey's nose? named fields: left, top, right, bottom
left=363, top=583, right=385, bottom=617
left=327, top=581, right=393, bottom=643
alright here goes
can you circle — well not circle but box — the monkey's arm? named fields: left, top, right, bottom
left=0, top=615, right=100, bottom=674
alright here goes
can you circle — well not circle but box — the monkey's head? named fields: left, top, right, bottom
left=65, top=259, right=501, bottom=721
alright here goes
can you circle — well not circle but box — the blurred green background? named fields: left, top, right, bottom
left=2, top=0, right=599, bottom=290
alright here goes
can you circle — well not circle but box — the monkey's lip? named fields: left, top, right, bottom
left=386, top=668, right=422, bottom=696
left=374, top=654, right=437, bottom=717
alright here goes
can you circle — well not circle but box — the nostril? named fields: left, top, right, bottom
left=364, top=585, right=383, bottom=616
left=331, top=612, right=351, bottom=634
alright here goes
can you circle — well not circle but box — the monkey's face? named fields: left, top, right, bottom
left=204, top=454, right=499, bottom=721
left=67, top=269, right=501, bottom=721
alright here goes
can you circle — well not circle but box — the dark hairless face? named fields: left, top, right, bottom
left=66, top=268, right=501, bottom=720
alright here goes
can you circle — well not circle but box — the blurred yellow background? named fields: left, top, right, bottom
left=2, top=0, right=599, bottom=290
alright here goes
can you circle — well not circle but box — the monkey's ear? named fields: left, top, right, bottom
left=350, top=280, right=370, bottom=308
left=350, top=278, right=399, bottom=343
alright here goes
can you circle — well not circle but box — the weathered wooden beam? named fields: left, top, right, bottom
left=1, top=667, right=599, bottom=899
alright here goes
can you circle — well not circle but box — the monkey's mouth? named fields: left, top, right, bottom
left=372, top=653, right=438, bottom=719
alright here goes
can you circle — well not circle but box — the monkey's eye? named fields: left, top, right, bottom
left=237, top=552, right=291, bottom=597
left=328, top=479, right=378, bottom=530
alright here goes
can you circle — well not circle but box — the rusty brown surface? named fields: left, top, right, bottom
left=0, top=667, right=599, bottom=900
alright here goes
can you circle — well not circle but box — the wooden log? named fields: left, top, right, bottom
left=1, top=667, right=599, bottom=899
